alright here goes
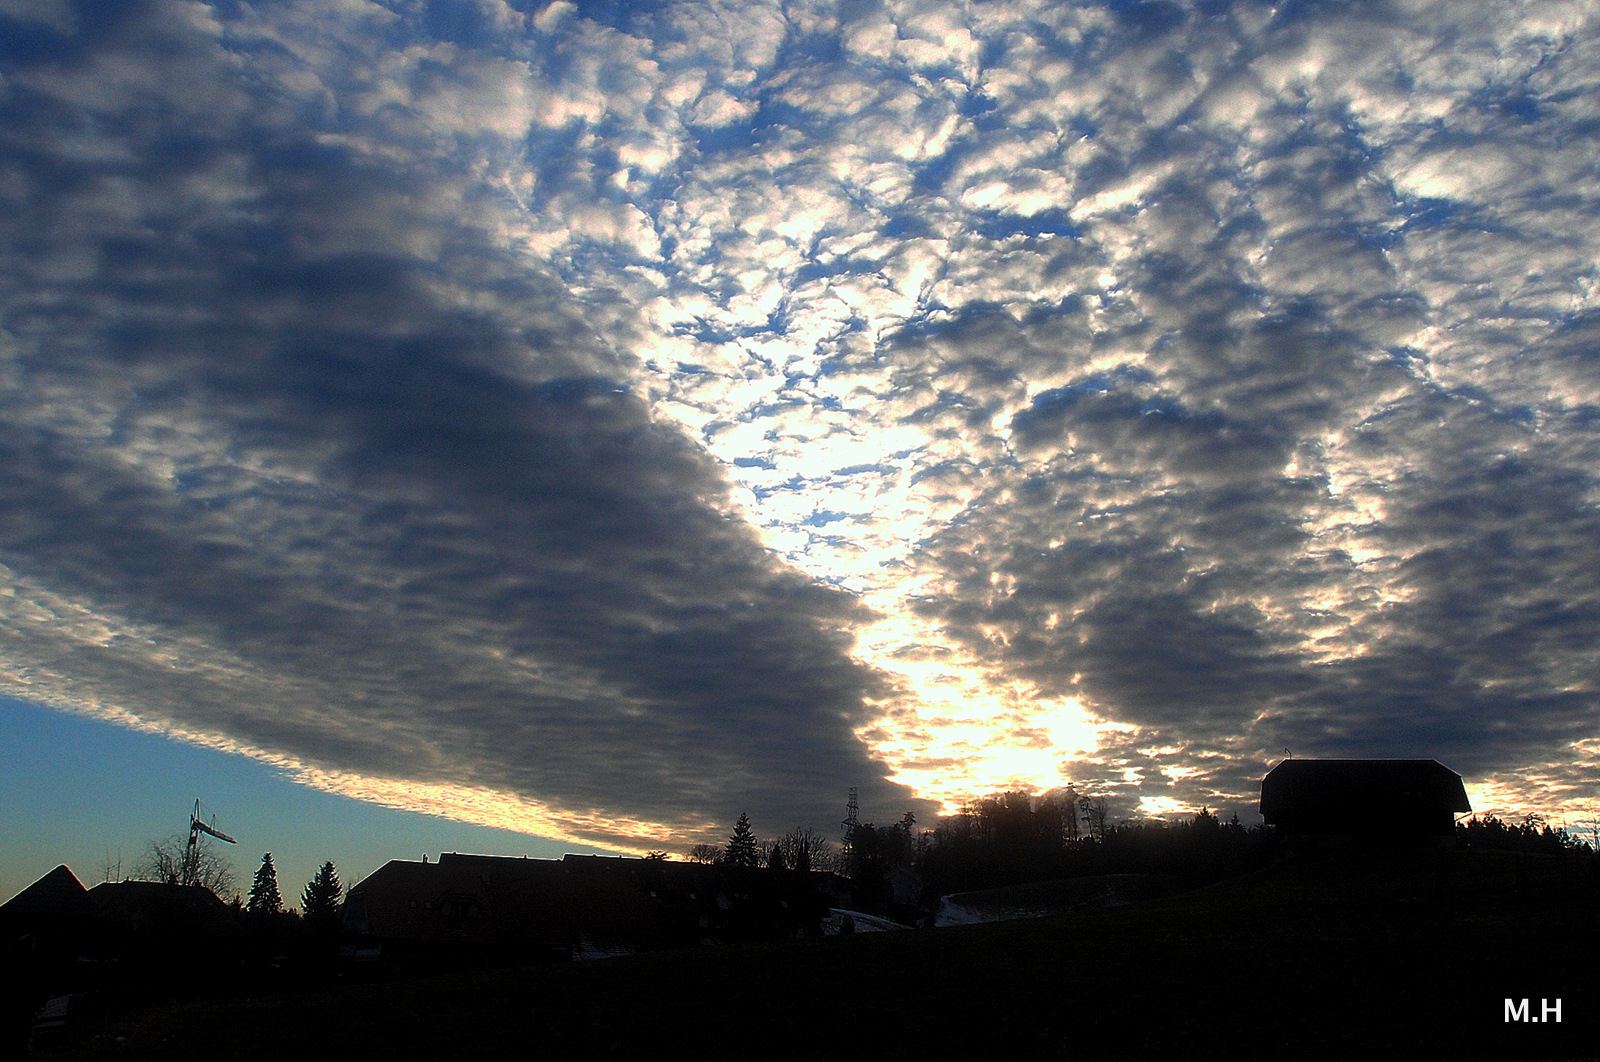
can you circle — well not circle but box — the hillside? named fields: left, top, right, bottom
left=39, top=848, right=1599, bottom=1061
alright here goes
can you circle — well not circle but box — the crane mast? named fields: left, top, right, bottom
left=183, top=798, right=236, bottom=888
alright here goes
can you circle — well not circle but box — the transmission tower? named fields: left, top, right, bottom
left=841, top=786, right=860, bottom=861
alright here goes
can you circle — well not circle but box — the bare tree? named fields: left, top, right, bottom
left=1569, top=800, right=1600, bottom=851
left=1044, top=786, right=1081, bottom=843
left=134, top=833, right=238, bottom=897
left=775, top=827, right=839, bottom=874
left=686, top=843, right=722, bottom=864
left=1080, top=798, right=1110, bottom=842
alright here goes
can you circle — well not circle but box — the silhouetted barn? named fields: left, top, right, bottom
left=1260, top=759, right=1471, bottom=845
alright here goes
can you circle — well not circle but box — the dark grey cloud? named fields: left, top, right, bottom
left=0, top=0, right=921, bottom=845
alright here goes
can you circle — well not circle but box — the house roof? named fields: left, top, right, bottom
left=348, top=854, right=658, bottom=947
left=1260, top=758, right=1471, bottom=824
left=85, top=880, right=232, bottom=921
left=0, top=864, right=89, bottom=923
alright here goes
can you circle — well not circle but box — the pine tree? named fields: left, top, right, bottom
left=247, top=853, right=282, bottom=917
left=724, top=812, right=759, bottom=867
left=300, top=861, right=342, bottom=928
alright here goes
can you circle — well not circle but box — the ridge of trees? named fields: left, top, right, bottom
left=1457, top=814, right=1592, bottom=855
left=686, top=791, right=1280, bottom=910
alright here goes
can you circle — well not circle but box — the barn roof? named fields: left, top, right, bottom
left=1260, top=758, right=1471, bottom=824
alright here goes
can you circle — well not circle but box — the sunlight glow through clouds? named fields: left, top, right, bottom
left=850, top=605, right=1112, bottom=812
left=1137, top=795, right=1185, bottom=817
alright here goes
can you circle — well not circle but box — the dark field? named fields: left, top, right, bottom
left=39, top=849, right=1599, bottom=1061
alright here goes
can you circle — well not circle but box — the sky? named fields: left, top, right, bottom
left=4, top=0, right=1600, bottom=901
left=0, top=693, right=612, bottom=905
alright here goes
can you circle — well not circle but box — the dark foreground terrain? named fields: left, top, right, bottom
left=36, top=848, right=1600, bottom=1061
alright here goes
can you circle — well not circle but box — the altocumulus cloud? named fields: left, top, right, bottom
left=3, top=0, right=1600, bottom=837
left=0, top=0, right=919, bottom=846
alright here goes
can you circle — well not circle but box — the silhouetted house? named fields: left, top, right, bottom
left=347, top=852, right=689, bottom=966
left=343, top=852, right=830, bottom=968
left=3, top=866, right=235, bottom=963
left=2, top=865, right=95, bottom=1009
left=1260, top=759, right=1471, bottom=845
left=0, top=866, right=90, bottom=938
left=84, top=881, right=236, bottom=947
left=4, top=867, right=241, bottom=1045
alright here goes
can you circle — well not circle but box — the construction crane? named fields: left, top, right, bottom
left=183, top=798, right=236, bottom=888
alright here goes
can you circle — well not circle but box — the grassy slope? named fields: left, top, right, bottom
left=44, top=849, right=1599, bottom=1061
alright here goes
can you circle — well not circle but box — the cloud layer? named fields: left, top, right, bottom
left=3, top=0, right=1599, bottom=837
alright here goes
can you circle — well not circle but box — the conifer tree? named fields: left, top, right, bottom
left=724, top=812, right=759, bottom=867
left=247, top=853, right=282, bottom=917
left=301, top=861, right=342, bottom=928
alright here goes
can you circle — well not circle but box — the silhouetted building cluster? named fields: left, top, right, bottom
left=343, top=852, right=838, bottom=969
left=6, top=757, right=1493, bottom=1048
left=1, top=866, right=244, bottom=1050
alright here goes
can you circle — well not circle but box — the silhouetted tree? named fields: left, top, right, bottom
left=1051, top=786, right=1081, bottom=843
left=1457, top=814, right=1592, bottom=854
left=768, top=842, right=787, bottom=870
left=776, top=827, right=836, bottom=874
left=300, top=861, right=342, bottom=928
left=914, top=788, right=1278, bottom=898
left=1081, top=797, right=1110, bottom=841
left=725, top=813, right=760, bottom=868
left=687, top=843, right=722, bottom=864
left=248, top=853, right=283, bottom=918
left=135, top=834, right=237, bottom=897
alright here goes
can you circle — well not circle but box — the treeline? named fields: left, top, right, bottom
left=914, top=793, right=1278, bottom=899
left=1456, top=814, right=1594, bottom=855
left=690, top=791, right=1281, bottom=913
left=690, top=797, right=1600, bottom=921
left=684, top=816, right=846, bottom=875
left=171, top=853, right=351, bottom=973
